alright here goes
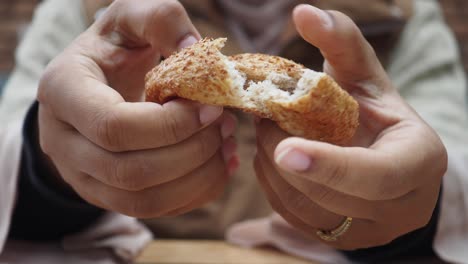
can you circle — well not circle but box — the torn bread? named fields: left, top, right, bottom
left=145, top=38, right=359, bottom=145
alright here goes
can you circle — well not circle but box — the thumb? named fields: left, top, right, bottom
left=95, top=0, right=200, bottom=57
left=77, top=0, right=200, bottom=101
left=293, top=4, right=389, bottom=94
left=274, top=137, right=413, bottom=201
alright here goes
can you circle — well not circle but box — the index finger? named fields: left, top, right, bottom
left=38, top=63, right=223, bottom=152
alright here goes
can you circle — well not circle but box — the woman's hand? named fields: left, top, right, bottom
left=254, top=5, right=447, bottom=250
left=37, top=0, right=238, bottom=218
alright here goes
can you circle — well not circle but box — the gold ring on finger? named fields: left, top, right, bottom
left=316, top=217, right=353, bottom=242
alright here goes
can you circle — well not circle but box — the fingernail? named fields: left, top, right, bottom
left=178, top=35, right=198, bottom=50
left=275, top=148, right=311, bottom=172
left=222, top=138, right=237, bottom=163
left=199, top=105, right=223, bottom=125
left=221, top=116, right=236, bottom=139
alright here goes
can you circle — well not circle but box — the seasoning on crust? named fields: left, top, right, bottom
left=145, top=38, right=359, bottom=145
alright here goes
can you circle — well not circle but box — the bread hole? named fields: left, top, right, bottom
left=279, top=87, right=296, bottom=95
left=266, top=72, right=299, bottom=95
left=242, top=82, right=250, bottom=91
left=222, top=54, right=324, bottom=114
left=242, top=70, right=324, bottom=103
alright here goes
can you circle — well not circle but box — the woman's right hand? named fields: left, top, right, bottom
left=37, top=0, right=238, bottom=218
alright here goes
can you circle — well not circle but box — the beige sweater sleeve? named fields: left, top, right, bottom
left=387, top=0, right=468, bottom=262
left=0, top=121, right=24, bottom=252
left=388, top=0, right=467, bottom=149
left=0, top=1, right=153, bottom=261
left=0, top=0, right=87, bottom=252
left=0, top=0, right=87, bottom=123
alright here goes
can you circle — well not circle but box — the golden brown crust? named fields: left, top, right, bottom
left=145, top=38, right=359, bottom=145
left=266, top=75, right=359, bottom=145
left=145, top=38, right=241, bottom=106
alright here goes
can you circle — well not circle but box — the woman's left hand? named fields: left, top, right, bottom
left=254, top=5, right=447, bottom=250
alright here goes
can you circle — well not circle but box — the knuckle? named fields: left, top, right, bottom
left=426, top=132, right=448, bottom=179
left=108, top=158, right=128, bottom=188
left=372, top=165, right=402, bottom=200
left=323, top=160, right=347, bottom=188
left=160, top=110, right=188, bottom=144
left=37, top=61, right=63, bottom=104
left=437, top=147, right=448, bottom=178
left=94, top=111, right=125, bottom=151
left=315, top=185, right=336, bottom=204
left=437, top=141, right=448, bottom=172
left=109, top=157, right=147, bottom=191
left=37, top=69, right=55, bottom=104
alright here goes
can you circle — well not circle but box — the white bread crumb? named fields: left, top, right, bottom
left=223, top=56, right=325, bottom=114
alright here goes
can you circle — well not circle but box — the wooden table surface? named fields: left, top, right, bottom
left=136, top=240, right=317, bottom=264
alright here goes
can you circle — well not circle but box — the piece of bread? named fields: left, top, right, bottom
left=145, top=38, right=359, bottom=145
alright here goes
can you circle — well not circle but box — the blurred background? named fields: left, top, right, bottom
left=0, top=0, right=467, bottom=93
left=0, top=0, right=40, bottom=91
